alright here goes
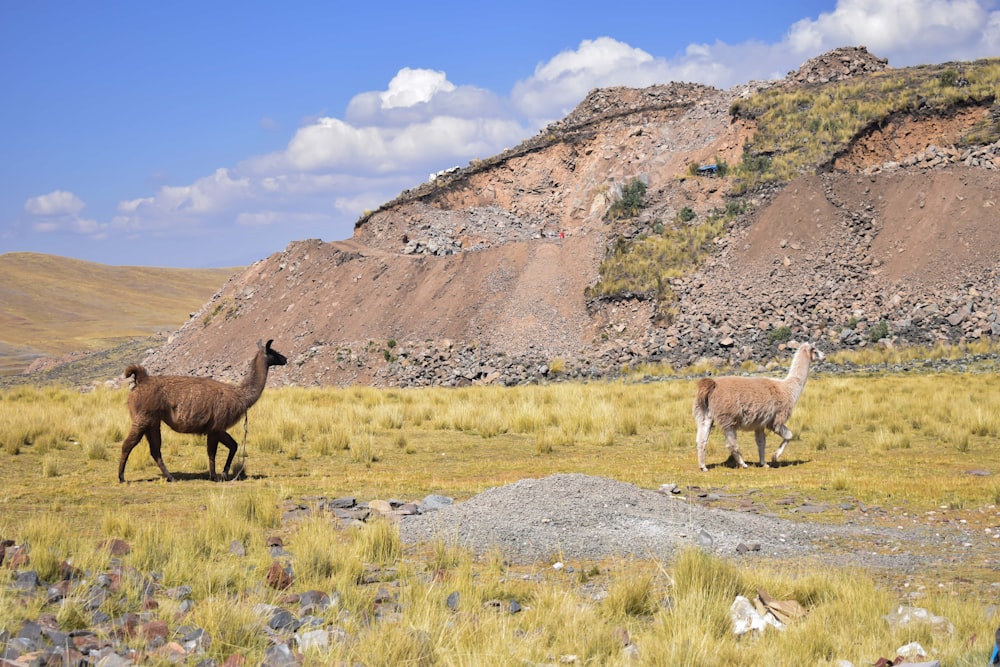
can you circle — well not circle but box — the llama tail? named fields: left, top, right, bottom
left=124, top=365, right=149, bottom=385
left=694, top=378, right=716, bottom=416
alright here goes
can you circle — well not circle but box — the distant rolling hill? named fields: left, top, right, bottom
left=0, top=252, right=238, bottom=376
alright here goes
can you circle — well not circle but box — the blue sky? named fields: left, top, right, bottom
left=2, top=0, right=999, bottom=268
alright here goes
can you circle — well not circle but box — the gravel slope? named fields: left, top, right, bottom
left=399, top=473, right=991, bottom=581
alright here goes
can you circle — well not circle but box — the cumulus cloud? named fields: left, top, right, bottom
left=23, top=190, right=107, bottom=237
left=109, top=67, right=531, bottom=244
left=512, top=1, right=1000, bottom=123
left=24, top=190, right=85, bottom=217
left=786, top=0, right=994, bottom=59
left=114, top=168, right=252, bottom=231
left=281, top=115, right=526, bottom=174
left=512, top=37, right=676, bottom=123
left=379, top=67, right=456, bottom=109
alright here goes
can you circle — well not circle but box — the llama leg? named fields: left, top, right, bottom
left=771, top=425, right=793, bottom=464
left=206, top=433, right=222, bottom=481
left=724, top=428, right=747, bottom=468
left=206, top=432, right=239, bottom=481
left=754, top=428, right=769, bottom=468
left=118, top=421, right=148, bottom=483
left=696, top=416, right=713, bottom=471
left=218, top=432, right=239, bottom=480
left=145, top=423, right=175, bottom=482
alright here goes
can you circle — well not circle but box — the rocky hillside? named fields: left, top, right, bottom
left=139, top=47, right=1000, bottom=388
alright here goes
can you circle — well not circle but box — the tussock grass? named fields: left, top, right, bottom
left=2, top=374, right=1000, bottom=664
left=588, top=206, right=735, bottom=302
left=730, top=59, right=1000, bottom=192
left=355, top=516, right=402, bottom=565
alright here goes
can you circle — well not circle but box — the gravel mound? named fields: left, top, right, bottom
left=399, top=473, right=899, bottom=565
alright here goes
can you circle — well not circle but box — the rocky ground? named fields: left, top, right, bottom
left=3, top=472, right=998, bottom=665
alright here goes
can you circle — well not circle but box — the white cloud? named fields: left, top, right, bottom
left=24, top=190, right=85, bottom=216
left=116, top=168, right=251, bottom=228
left=23, top=190, right=108, bottom=237
left=379, top=67, right=455, bottom=109
left=281, top=114, right=526, bottom=174
left=511, top=1, right=1000, bottom=124
left=512, top=37, right=678, bottom=123
left=786, top=0, right=994, bottom=60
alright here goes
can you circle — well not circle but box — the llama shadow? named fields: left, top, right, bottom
left=171, top=471, right=228, bottom=482
left=768, top=458, right=809, bottom=468
left=128, top=470, right=261, bottom=483
left=705, top=456, right=809, bottom=470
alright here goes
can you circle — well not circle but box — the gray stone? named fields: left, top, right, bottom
left=295, top=628, right=330, bottom=652
left=419, top=494, right=454, bottom=511
left=261, top=643, right=298, bottom=667
left=13, top=570, right=39, bottom=591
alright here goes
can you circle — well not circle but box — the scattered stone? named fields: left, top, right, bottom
left=261, top=643, right=299, bottom=667
left=99, top=538, right=132, bottom=556
left=368, top=499, right=393, bottom=514
left=884, top=605, right=954, bottom=635
left=266, top=562, right=293, bottom=590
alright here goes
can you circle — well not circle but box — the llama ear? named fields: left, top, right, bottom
left=265, top=339, right=274, bottom=351
left=257, top=339, right=264, bottom=350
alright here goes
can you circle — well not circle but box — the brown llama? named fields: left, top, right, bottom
left=118, top=339, right=287, bottom=483
left=693, top=342, right=824, bottom=471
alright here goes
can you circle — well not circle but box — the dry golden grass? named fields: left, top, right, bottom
left=0, top=252, right=236, bottom=374
left=731, top=59, right=1000, bottom=192
left=2, top=371, right=999, bottom=665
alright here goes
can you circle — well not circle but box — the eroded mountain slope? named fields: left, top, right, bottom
left=139, top=49, right=1000, bottom=387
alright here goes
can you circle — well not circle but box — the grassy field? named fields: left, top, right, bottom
left=2, top=368, right=1000, bottom=665
left=0, top=252, right=237, bottom=375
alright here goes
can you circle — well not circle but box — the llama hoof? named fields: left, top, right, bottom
left=699, top=466, right=708, bottom=472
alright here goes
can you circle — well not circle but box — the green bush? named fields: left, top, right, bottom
left=767, top=326, right=792, bottom=345
left=587, top=203, right=742, bottom=302
left=606, top=178, right=647, bottom=220
left=868, top=319, right=890, bottom=342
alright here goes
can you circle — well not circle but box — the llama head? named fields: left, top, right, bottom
left=796, top=342, right=824, bottom=363
left=259, top=339, right=288, bottom=367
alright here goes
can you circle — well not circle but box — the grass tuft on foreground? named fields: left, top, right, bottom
left=2, top=367, right=1000, bottom=664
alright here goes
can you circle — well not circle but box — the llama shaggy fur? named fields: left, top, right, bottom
left=693, top=342, right=823, bottom=471
left=118, top=339, right=287, bottom=483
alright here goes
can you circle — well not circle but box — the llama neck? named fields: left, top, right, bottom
left=783, top=347, right=813, bottom=402
left=239, top=351, right=270, bottom=407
